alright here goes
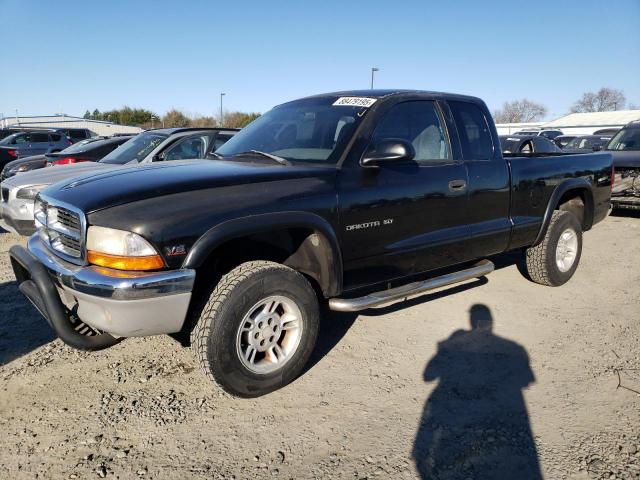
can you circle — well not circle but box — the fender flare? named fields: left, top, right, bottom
left=532, top=178, right=594, bottom=246
left=182, top=211, right=343, bottom=296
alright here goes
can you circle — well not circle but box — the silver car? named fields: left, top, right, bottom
left=0, top=128, right=237, bottom=235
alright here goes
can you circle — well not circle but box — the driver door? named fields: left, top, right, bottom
left=337, top=100, right=473, bottom=290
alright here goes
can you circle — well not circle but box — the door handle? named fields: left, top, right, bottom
left=448, top=179, right=467, bottom=191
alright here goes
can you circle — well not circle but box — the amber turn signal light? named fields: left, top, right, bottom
left=87, top=251, right=165, bottom=271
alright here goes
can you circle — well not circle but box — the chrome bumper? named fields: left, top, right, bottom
left=23, top=235, right=196, bottom=337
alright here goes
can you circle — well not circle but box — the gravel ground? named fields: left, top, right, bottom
left=0, top=214, right=638, bottom=480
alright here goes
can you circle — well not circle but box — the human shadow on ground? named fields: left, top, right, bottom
left=0, top=280, right=55, bottom=366
left=412, top=304, right=541, bottom=480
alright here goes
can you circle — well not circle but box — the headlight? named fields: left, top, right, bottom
left=16, top=184, right=47, bottom=200
left=86, top=226, right=164, bottom=271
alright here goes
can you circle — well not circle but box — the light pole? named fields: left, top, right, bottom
left=220, top=93, right=226, bottom=127
left=370, top=67, right=379, bottom=89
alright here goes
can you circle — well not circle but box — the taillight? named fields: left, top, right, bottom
left=7, top=149, right=17, bottom=159
left=611, top=166, right=615, bottom=191
left=50, top=157, right=90, bottom=166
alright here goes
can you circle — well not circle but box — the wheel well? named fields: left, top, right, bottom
left=556, top=189, right=592, bottom=231
left=192, top=228, right=338, bottom=301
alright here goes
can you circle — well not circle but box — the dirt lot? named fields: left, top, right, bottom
left=0, top=214, right=638, bottom=480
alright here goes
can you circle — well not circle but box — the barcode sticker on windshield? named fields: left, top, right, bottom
left=333, top=97, right=377, bottom=108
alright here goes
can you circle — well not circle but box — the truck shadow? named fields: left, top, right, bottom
left=412, top=304, right=541, bottom=479
left=0, top=280, right=55, bottom=366
left=306, top=278, right=488, bottom=374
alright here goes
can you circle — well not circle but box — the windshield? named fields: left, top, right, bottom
left=607, top=128, right=640, bottom=151
left=58, top=138, right=98, bottom=154
left=0, top=133, right=21, bottom=145
left=216, top=96, right=372, bottom=164
left=99, top=133, right=166, bottom=164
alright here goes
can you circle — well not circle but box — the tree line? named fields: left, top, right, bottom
left=492, top=87, right=638, bottom=124
left=83, top=107, right=260, bottom=129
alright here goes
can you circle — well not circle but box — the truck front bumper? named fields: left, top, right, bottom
left=10, top=235, right=195, bottom=340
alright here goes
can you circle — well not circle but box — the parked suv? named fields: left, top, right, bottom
left=0, top=131, right=73, bottom=169
left=0, top=128, right=237, bottom=235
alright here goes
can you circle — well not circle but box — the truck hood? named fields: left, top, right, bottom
left=5, top=161, right=118, bottom=188
left=42, top=159, right=337, bottom=213
left=606, top=150, right=640, bottom=168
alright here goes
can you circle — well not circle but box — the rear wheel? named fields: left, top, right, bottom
left=523, top=210, right=582, bottom=286
left=191, top=261, right=319, bottom=397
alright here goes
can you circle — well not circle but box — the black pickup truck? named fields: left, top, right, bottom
left=9, top=90, right=613, bottom=397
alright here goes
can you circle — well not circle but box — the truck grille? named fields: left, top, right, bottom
left=1, top=187, right=8, bottom=203
left=34, top=196, right=85, bottom=263
left=57, top=208, right=82, bottom=231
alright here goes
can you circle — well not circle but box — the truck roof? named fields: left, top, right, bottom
left=145, top=127, right=241, bottom=135
left=300, top=89, right=483, bottom=103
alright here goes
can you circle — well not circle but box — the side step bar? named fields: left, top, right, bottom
left=328, top=259, right=494, bottom=312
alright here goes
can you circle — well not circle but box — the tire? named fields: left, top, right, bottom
left=191, top=261, right=319, bottom=397
left=523, top=210, right=582, bottom=286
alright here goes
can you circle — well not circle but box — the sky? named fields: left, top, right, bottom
left=1, top=0, right=639, bottom=121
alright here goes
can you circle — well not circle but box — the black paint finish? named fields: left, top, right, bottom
left=40, top=91, right=613, bottom=295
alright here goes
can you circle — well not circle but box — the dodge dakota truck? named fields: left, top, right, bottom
left=9, top=90, right=613, bottom=397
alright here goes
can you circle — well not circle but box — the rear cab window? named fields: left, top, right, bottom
left=449, top=101, right=494, bottom=160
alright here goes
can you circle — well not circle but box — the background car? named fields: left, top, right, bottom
left=606, top=120, right=640, bottom=210
left=593, top=128, right=620, bottom=136
left=0, top=130, right=73, bottom=170
left=45, top=135, right=133, bottom=166
left=554, top=135, right=578, bottom=148
left=1, top=136, right=133, bottom=180
left=513, top=129, right=564, bottom=140
left=499, top=135, right=563, bottom=154
left=0, top=128, right=238, bottom=235
left=562, top=135, right=612, bottom=153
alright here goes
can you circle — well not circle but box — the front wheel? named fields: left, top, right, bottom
left=191, top=261, right=319, bottom=397
left=523, top=210, right=583, bottom=286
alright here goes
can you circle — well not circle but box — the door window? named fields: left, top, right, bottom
left=68, top=129, right=88, bottom=140
left=31, top=133, right=50, bottom=143
left=163, top=135, right=208, bottom=160
left=370, top=101, right=450, bottom=162
left=212, top=134, right=234, bottom=152
left=12, top=134, right=30, bottom=144
left=449, top=101, right=494, bottom=160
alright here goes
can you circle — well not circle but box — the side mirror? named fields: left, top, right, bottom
left=592, top=144, right=602, bottom=151
left=154, top=151, right=167, bottom=162
left=361, top=139, right=415, bottom=167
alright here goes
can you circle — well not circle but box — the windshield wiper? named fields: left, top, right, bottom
left=234, top=150, right=290, bottom=165
left=208, top=151, right=224, bottom=159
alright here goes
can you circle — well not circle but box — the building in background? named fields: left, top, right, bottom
left=0, top=114, right=142, bottom=136
left=496, top=109, right=640, bottom=137
left=494, top=122, right=543, bottom=135
left=540, top=110, right=640, bottom=136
